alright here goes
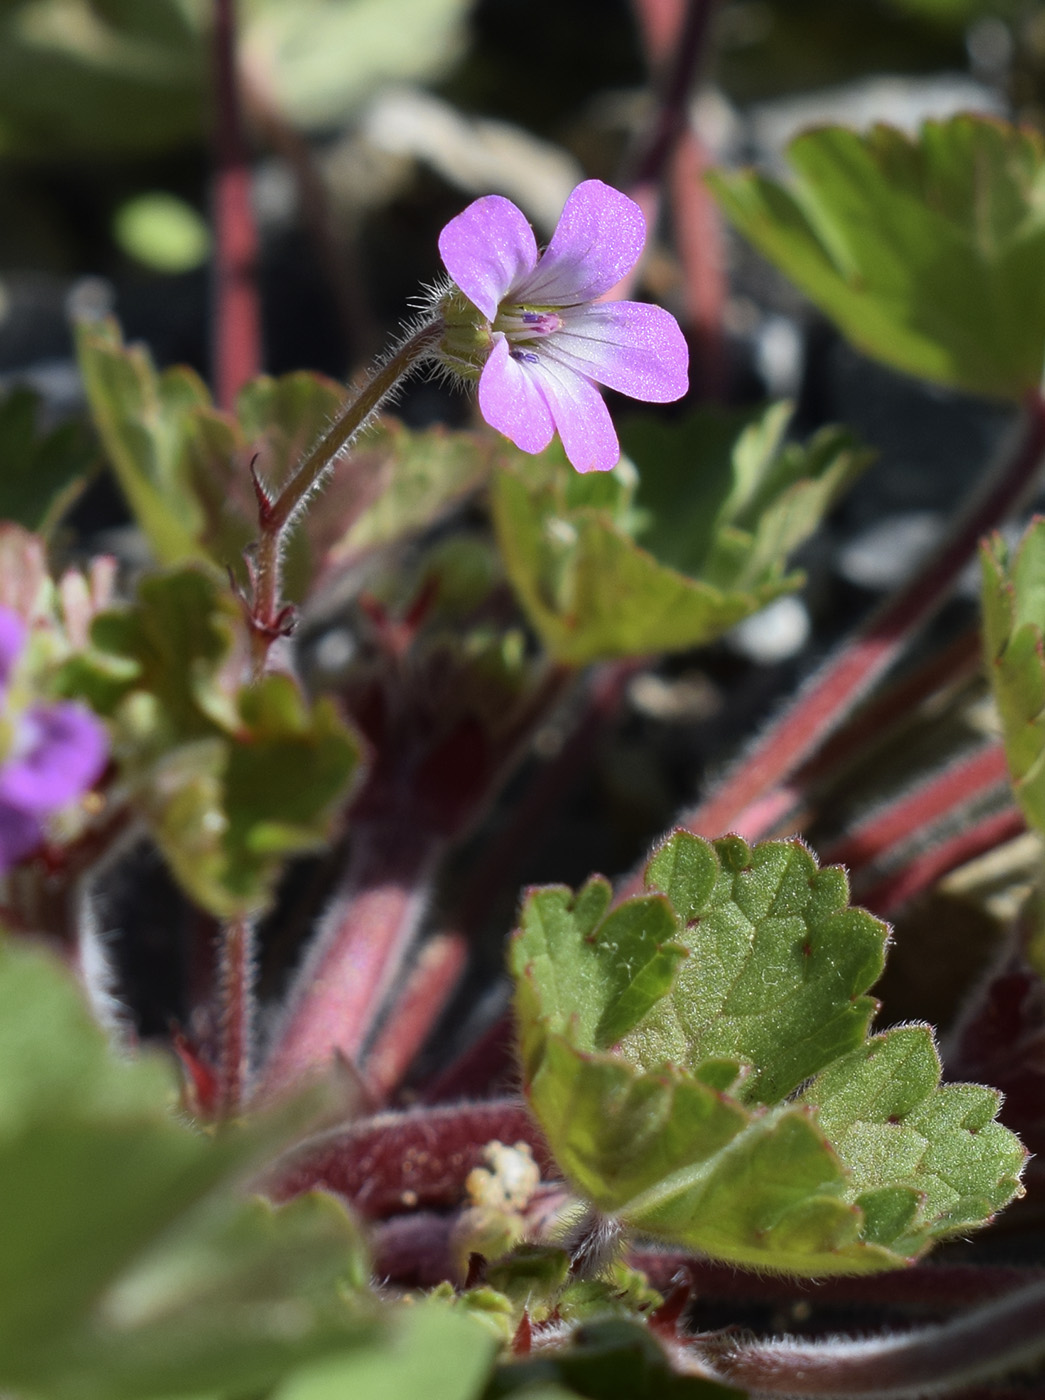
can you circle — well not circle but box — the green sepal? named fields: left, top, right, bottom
left=709, top=115, right=1045, bottom=400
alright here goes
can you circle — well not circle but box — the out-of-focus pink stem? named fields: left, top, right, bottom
left=258, top=824, right=440, bottom=1100
left=212, top=0, right=262, bottom=408
left=216, top=914, right=255, bottom=1115
left=664, top=393, right=1045, bottom=851
left=364, top=932, right=468, bottom=1104
left=825, top=743, right=1011, bottom=871
left=860, top=805, right=1026, bottom=917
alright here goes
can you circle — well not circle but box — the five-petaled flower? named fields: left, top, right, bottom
left=0, top=607, right=107, bottom=873
left=437, top=179, right=688, bottom=473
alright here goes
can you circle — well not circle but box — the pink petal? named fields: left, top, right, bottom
left=532, top=358, right=621, bottom=474
left=0, top=608, right=25, bottom=691
left=0, top=702, right=107, bottom=815
left=438, top=195, right=539, bottom=321
left=542, top=301, right=689, bottom=403
left=478, top=335, right=556, bottom=455
left=0, top=802, right=42, bottom=872
left=515, top=181, right=646, bottom=308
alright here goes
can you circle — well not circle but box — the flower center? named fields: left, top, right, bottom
left=494, top=304, right=564, bottom=341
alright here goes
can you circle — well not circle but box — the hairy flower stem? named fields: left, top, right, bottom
left=212, top=0, right=261, bottom=409
left=698, top=1277, right=1045, bottom=1396
left=670, top=391, right=1045, bottom=847
left=258, top=822, right=441, bottom=1101
left=216, top=914, right=256, bottom=1116
left=249, top=319, right=442, bottom=672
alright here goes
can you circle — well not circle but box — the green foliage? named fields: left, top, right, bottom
left=0, top=387, right=98, bottom=535
left=709, top=115, right=1045, bottom=400
left=113, top=191, right=211, bottom=273
left=491, top=410, right=863, bottom=667
left=0, top=0, right=470, bottom=156
left=59, top=567, right=361, bottom=915
left=0, top=935, right=374, bottom=1400
left=510, top=831, right=1025, bottom=1275
left=981, top=518, right=1045, bottom=835
left=489, top=1318, right=737, bottom=1400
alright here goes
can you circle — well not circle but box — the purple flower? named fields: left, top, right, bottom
left=0, top=608, right=107, bottom=873
left=437, top=180, right=689, bottom=474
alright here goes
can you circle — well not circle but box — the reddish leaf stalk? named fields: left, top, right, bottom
left=672, top=392, right=1045, bottom=845
left=212, top=0, right=262, bottom=409
left=249, top=320, right=442, bottom=671
left=216, top=913, right=255, bottom=1116
left=258, top=823, right=441, bottom=1101
left=825, top=743, right=1011, bottom=871
left=363, top=932, right=468, bottom=1104
left=698, top=1276, right=1045, bottom=1395
left=860, top=805, right=1026, bottom=917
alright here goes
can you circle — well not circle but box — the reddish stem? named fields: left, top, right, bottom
left=216, top=913, right=256, bottom=1115
left=698, top=1277, right=1045, bottom=1395
left=665, top=394, right=1045, bottom=849
left=258, top=823, right=440, bottom=1101
left=860, top=805, right=1026, bottom=917
left=670, top=129, right=728, bottom=398
left=825, top=743, right=1011, bottom=872
left=212, top=0, right=262, bottom=409
left=418, top=1006, right=516, bottom=1104
left=268, top=1096, right=551, bottom=1217
left=363, top=932, right=468, bottom=1104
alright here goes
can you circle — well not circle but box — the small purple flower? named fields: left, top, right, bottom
left=0, top=608, right=107, bottom=873
left=437, top=180, right=689, bottom=473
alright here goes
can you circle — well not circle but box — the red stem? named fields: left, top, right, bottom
left=824, top=743, right=1011, bottom=872
left=212, top=0, right=262, bottom=408
left=363, top=932, right=468, bottom=1104
left=698, top=1277, right=1045, bottom=1395
left=258, top=823, right=440, bottom=1100
left=667, top=393, right=1045, bottom=848
left=268, top=1096, right=550, bottom=1217
left=860, top=805, right=1026, bottom=917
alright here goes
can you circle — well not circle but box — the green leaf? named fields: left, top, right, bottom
left=621, top=403, right=870, bottom=591
left=271, top=1302, right=496, bottom=1400
left=76, top=317, right=213, bottom=567
left=241, top=0, right=472, bottom=131
left=0, top=0, right=205, bottom=156
left=709, top=115, right=1045, bottom=399
left=802, top=1026, right=1028, bottom=1255
left=0, top=387, right=98, bottom=535
left=324, top=420, right=497, bottom=570
left=981, top=520, right=1045, bottom=834
left=491, top=452, right=788, bottom=667
left=0, top=937, right=372, bottom=1399
left=489, top=1317, right=738, bottom=1400
left=59, top=567, right=361, bottom=915
left=510, top=832, right=1025, bottom=1275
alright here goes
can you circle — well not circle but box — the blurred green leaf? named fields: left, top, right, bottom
left=241, top=0, right=472, bottom=131
left=489, top=1317, right=737, bottom=1400
left=59, top=567, right=361, bottom=915
left=0, top=386, right=97, bottom=534
left=325, top=420, right=497, bottom=571
left=272, top=1302, right=496, bottom=1400
left=491, top=416, right=862, bottom=667
left=709, top=115, right=1045, bottom=399
left=510, top=831, right=1025, bottom=1275
left=113, top=191, right=211, bottom=273
left=981, top=518, right=1045, bottom=833
left=0, top=936, right=372, bottom=1400
left=621, top=402, right=869, bottom=591
left=0, top=0, right=206, bottom=155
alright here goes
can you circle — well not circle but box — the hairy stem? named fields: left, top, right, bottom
left=257, top=822, right=440, bottom=1101
left=249, top=320, right=441, bottom=667
left=673, top=392, right=1045, bottom=845
left=212, top=0, right=261, bottom=408
left=698, top=1277, right=1045, bottom=1396
left=363, top=932, right=468, bottom=1103
left=216, top=914, right=256, bottom=1116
